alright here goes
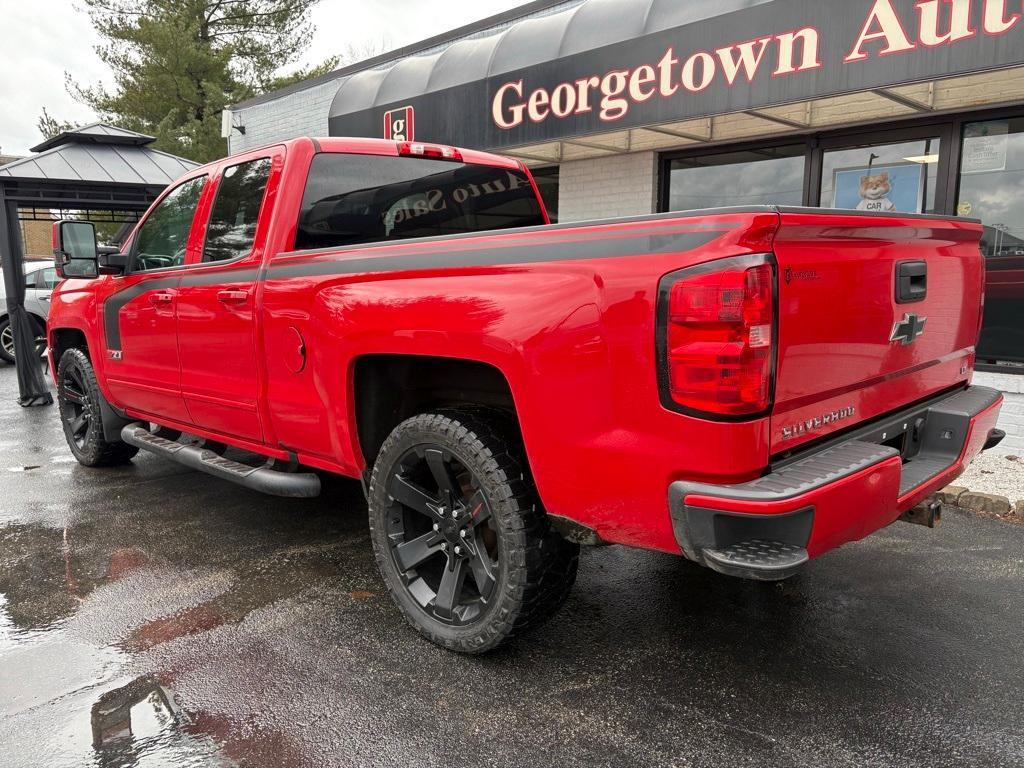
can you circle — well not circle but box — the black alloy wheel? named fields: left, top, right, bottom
left=60, top=361, right=93, bottom=452
left=386, top=444, right=499, bottom=626
left=56, top=347, right=138, bottom=467
left=368, top=409, right=579, bottom=653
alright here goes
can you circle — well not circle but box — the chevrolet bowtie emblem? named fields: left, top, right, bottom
left=890, top=313, right=927, bottom=346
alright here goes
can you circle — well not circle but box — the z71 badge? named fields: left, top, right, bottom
left=781, top=405, right=856, bottom=441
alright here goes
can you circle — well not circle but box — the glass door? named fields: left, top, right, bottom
left=957, top=117, right=1024, bottom=363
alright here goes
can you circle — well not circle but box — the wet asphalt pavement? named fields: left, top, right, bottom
left=1, top=365, right=1023, bottom=768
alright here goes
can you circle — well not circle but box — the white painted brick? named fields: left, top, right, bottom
left=557, top=152, right=657, bottom=222
left=975, top=371, right=1024, bottom=394
left=990, top=391, right=1024, bottom=453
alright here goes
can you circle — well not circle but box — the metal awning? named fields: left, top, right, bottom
left=0, top=124, right=197, bottom=406
left=329, top=0, right=768, bottom=117
left=328, top=0, right=1024, bottom=155
left=1, top=123, right=197, bottom=194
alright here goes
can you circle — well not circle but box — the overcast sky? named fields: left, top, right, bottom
left=0, top=0, right=525, bottom=156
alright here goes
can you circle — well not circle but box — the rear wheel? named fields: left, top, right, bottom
left=368, top=409, right=578, bottom=653
left=57, top=348, right=138, bottom=467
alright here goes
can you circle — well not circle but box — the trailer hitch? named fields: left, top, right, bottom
left=899, top=500, right=942, bottom=528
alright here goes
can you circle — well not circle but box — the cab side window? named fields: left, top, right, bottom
left=203, top=158, right=272, bottom=263
left=132, top=176, right=206, bottom=272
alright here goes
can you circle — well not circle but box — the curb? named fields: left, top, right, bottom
left=937, top=485, right=1019, bottom=518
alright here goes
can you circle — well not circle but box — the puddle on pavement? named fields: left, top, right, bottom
left=0, top=367, right=377, bottom=767
left=89, top=675, right=218, bottom=766
left=0, top=480, right=367, bottom=768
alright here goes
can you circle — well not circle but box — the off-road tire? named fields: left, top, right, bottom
left=368, top=408, right=579, bottom=653
left=57, top=347, right=138, bottom=467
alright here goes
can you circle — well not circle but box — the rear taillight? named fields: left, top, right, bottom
left=657, top=256, right=776, bottom=418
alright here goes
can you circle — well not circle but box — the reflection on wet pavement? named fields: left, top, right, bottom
left=1, top=365, right=1023, bottom=768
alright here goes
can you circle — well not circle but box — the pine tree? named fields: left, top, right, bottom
left=61, top=0, right=330, bottom=162
left=37, top=108, right=78, bottom=141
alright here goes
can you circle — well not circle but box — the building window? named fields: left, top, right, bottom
left=664, top=146, right=805, bottom=211
left=530, top=166, right=559, bottom=222
left=820, top=137, right=941, bottom=214
left=958, top=117, right=1024, bottom=364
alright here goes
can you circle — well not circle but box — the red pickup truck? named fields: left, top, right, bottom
left=48, top=137, right=1004, bottom=652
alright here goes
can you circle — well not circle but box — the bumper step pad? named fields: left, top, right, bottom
left=702, top=539, right=809, bottom=581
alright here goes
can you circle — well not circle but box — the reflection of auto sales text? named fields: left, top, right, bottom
left=385, top=171, right=530, bottom=227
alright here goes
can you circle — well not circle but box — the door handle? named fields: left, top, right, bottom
left=217, top=290, right=249, bottom=305
left=149, top=292, right=174, bottom=305
left=39, top=295, right=51, bottom=302
left=896, top=261, right=927, bottom=303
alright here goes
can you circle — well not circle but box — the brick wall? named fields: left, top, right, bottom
left=20, top=213, right=52, bottom=259
left=228, top=79, right=341, bottom=153
left=557, top=152, right=657, bottom=222
left=974, top=371, right=1024, bottom=454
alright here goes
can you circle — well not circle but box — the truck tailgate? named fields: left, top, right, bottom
left=770, top=209, right=984, bottom=454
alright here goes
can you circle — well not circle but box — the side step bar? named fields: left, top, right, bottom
left=121, top=423, right=321, bottom=498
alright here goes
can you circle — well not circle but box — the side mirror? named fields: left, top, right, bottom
left=98, top=251, right=130, bottom=275
left=53, top=220, right=99, bottom=279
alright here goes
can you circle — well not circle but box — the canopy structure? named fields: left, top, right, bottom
left=0, top=123, right=197, bottom=406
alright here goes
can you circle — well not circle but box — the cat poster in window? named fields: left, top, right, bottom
left=831, top=162, right=924, bottom=214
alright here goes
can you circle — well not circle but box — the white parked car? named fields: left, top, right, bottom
left=0, top=261, right=57, bottom=364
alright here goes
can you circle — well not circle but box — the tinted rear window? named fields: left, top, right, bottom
left=294, top=153, right=545, bottom=251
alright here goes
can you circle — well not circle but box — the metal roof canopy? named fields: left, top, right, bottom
left=0, top=123, right=198, bottom=406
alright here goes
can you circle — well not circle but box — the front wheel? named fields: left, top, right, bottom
left=57, top=347, right=138, bottom=467
left=368, top=409, right=578, bottom=653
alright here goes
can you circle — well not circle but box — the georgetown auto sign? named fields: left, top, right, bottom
left=328, top=0, right=1024, bottom=149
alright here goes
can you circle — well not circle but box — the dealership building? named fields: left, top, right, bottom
left=224, top=0, right=1024, bottom=449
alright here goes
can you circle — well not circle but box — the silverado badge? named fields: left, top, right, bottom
left=890, top=313, right=926, bottom=346
left=780, top=405, right=856, bottom=441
